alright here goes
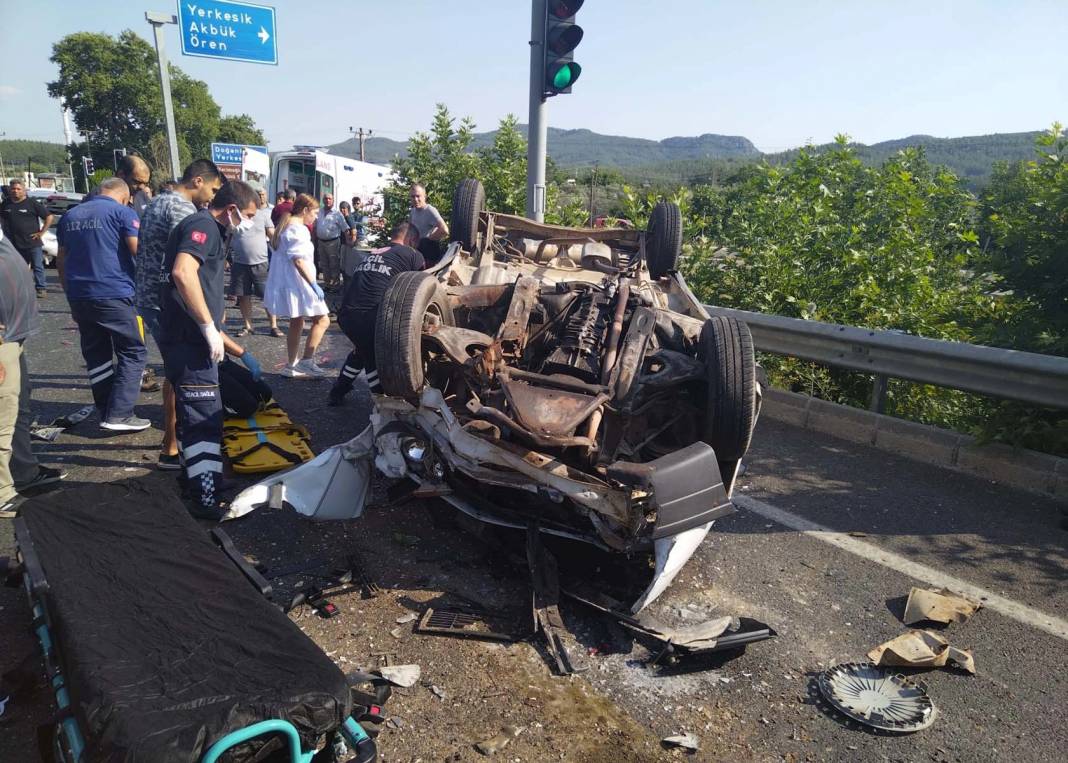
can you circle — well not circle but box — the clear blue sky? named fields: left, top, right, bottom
left=1, top=0, right=1065, bottom=152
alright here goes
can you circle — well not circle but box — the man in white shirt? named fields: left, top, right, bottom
left=313, top=193, right=350, bottom=291
left=229, top=187, right=279, bottom=336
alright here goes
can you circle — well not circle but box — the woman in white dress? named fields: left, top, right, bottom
left=263, top=193, right=331, bottom=377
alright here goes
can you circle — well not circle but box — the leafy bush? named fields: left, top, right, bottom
left=669, top=134, right=1065, bottom=451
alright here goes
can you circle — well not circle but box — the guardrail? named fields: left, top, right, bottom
left=704, top=305, right=1068, bottom=411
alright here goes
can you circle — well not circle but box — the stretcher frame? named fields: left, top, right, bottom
left=12, top=517, right=374, bottom=763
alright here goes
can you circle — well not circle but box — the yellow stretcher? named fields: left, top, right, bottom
left=222, top=402, right=315, bottom=474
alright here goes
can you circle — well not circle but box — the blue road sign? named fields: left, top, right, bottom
left=211, top=142, right=268, bottom=165
left=178, top=0, right=277, bottom=65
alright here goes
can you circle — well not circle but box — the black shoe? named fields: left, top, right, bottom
left=158, top=453, right=181, bottom=471
left=184, top=499, right=227, bottom=522
left=14, top=466, right=67, bottom=494
left=327, top=388, right=347, bottom=407
left=0, top=495, right=27, bottom=519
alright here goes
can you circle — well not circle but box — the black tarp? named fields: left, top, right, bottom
left=21, top=479, right=352, bottom=762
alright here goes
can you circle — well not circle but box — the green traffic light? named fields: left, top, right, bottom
left=552, top=62, right=581, bottom=90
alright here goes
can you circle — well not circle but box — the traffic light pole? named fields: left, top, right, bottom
left=526, top=0, right=548, bottom=222
left=146, top=11, right=181, bottom=181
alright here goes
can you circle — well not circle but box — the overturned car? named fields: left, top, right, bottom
left=232, top=179, right=759, bottom=613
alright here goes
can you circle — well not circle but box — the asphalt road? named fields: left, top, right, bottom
left=1, top=275, right=1065, bottom=761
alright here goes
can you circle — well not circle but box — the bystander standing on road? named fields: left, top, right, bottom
left=56, top=178, right=149, bottom=432
left=136, top=159, right=223, bottom=469
left=329, top=221, right=424, bottom=405
left=0, top=179, right=52, bottom=298
left=338, top=201, right=357, bottom=282
left=271, top=188, right=295, bottom=227
left=158, top=181, right=262, bottom=519
left=264, top=194, right=331, bottom=378
left=229, top=186, right=281, bottom=337
left=349, top=197, right=370, bottom=246
left=407, top=183, right=448, bottom=266
left=0, top=229, right=66, bottom=518
left=313, top=193, right=349, bottom=291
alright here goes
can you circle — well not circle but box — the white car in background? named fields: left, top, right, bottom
left=40, top=215, right=61, bottom=267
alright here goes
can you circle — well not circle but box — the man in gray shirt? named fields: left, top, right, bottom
left=230, top=186, right=279, bottom=336
left=0, top=230, right=65, bottom=516
left=408, top=183, right=449, bottom=266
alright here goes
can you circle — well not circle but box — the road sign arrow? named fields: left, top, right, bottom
left=258, top=26, right=270, bottom=44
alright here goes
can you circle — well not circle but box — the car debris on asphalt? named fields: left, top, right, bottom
left=903, top=586, right=982, bottom=625
left=29, top=404, right=94, bottom=442
left=867, top=630, right=976, bottom=674
left=661, top=732, right=700, bottom=751
left=817, top=662, right=938, bottom=733
left=475, top=725, right=523, bottom=756
left=376, top=664, right=421, bottom=688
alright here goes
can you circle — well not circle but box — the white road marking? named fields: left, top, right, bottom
left=733, top=494, right=1068, bottom=642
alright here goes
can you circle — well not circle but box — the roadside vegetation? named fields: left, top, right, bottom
left=386, top=112, right=1066, bottom=455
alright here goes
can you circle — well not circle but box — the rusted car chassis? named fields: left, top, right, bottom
left=380, top=210, right=750, bottom=556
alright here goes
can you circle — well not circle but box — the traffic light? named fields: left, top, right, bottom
left=543, top=0, right=584, bottom=97
left=82, top=156, right=95, bottom=176
left=113, top=148, right=127, bottom=169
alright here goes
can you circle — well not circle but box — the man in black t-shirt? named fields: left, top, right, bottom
left=328, top=221, right=424, bottom=406
left=0, top=179, right=53, bottom=296
left=158, top=181, right=262, bottom=519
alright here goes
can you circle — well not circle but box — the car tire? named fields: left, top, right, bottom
left=450, top=178, right=485, bottom=252
left=375, top=271, right=455, bottom=399
left=698, top=315, right=757, bottom=463
left=645, top=201, right=682, bottom=279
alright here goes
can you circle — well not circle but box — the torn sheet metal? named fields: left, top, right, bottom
left=639, top=615, right=736, bottom=651
left=226, top=424, right=374, bottom=521
left=867, top=630, right=976, bottom=675
left=629, top=521, right=713, bottom=613
left=903, top=587, right=982, bottom=625
left=30, top=405, right=94, bottom=442
left=376, top=664, right=421, bottom=688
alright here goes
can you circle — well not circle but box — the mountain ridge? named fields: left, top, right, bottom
left=323, top=127, right=1042, bottom=186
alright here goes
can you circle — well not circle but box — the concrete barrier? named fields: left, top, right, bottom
left=760, top=387, right=1067, bottom=499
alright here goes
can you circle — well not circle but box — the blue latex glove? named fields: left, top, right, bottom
left=312, top=283, right=325, bottom=301
left=241, top=351, right=262, bottom=381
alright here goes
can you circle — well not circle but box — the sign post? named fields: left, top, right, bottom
left=211, top=142, right=268, bottom=182
left=177, top=0, right=278, bottom=65
left=526, top=0, right=548, bottom=222
left=145, top=11, right=182, bottom=181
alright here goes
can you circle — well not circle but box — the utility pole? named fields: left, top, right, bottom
left=587, top=164, right=597, bottom=224
left=349, top=127, right=373, bottom=162
left=526, top=0, right=548, bottom=222
left=62, top=107, right=76, bottom=190
left=146, top=11, right=181, bottom=180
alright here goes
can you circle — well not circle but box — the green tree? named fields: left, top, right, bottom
left=382, top=104, right=480, bottom=228
left=978, top=125, right=1068, bottom=356
left=971, top=125, right=1068, bottom=454
left=478, top=114, right=527, bottom=214
left=217, top=114, right=267, bottom=147
left=48, top=30, right=264, bottom=179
